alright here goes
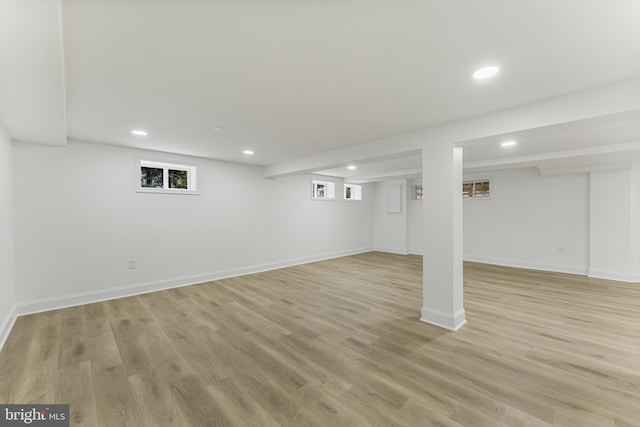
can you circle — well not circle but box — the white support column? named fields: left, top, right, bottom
left=420, top=144, right=466, bottom=331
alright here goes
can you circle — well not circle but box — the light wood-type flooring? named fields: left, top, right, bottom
left=1, top=252, right=640, bottom=426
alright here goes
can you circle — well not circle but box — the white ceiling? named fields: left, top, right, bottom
left=1, top=0, right=640, bottom=180
left=316, top=153, right=422, bottom=183
left=460, top=111, right=640, bottom=173
left=0, top=0, right=66, bottom=145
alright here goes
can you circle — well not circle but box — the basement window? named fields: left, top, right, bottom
left=414, top=185, right=424, bottom=200
left=463, top=180, right=490, bottom=198
left=344, top=183, right=362, bottom=201
left=312, top=179, right=336, bottom=200
left=138, top=160, right=198, bottom=194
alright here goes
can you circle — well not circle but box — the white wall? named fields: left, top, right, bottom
left=0, top=126, right=16, bottom=349
left=10, top=137, right=639, bottom=323
left=634, top=159, right=640, bottom=282
left=589, top=169, right=633, bottom=281
left=403, top=164, right=640, bottom=282
left=373, top=180, right=408, bottom=254
left=13, top=140, right=374, bottom=312
left=407, top=178, right=423, bottom=255
left=463, top=169, right=590, bottom=275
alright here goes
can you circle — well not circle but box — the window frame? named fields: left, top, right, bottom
left=343, top=183, right=362, bottom=201
left=414, top=184, right=424, bottom=200
left=137, top=159, right=199, bottom=195
left=463, top=179, right=490, bottom=199
left=311, top=179, right=336, bottom=200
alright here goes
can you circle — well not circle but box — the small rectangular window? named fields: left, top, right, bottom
left=462, top=182, right=474, bottom=198
left=414, top=185, right=423, bottom=200
left=474, top=181, right=490, bottom=197
left=168, top=169, right=189, bottom=189
left=463, top=180, right=490, bottom=198
left=138, top=160, right=198, bottom=194
left=312, top=179, right=336, bottom=200
left=141, top=167, right=164, bottom=188
left=344, top=183, right=362, bottom=201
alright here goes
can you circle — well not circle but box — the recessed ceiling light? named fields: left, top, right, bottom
left=473, top=66, right=500, bottom=79
left=131, top=130, right=148, bottom=136
left=501, top=140, right=517, bottom=147
left=210, top=126, right=224, bottom=132
left=347, top=165, right=357, bottom=170
left=243, top=150, right=254, bottom=155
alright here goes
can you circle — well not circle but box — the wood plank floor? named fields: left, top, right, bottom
left=1, top=252, right=640, bottom=426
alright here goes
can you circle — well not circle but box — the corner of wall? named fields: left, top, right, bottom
left=0, top=125, right=16, bottom=352
left=0, top=305, right=17, bottom=352
left=632, top=158, right=640, bottom=283
left=587, top=269, right=637, bottom=283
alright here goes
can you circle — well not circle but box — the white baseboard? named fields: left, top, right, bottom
left=420, top=307, right=466, bottom=331
left=463, top=255, right=588, bottom=276
left=587, top=269, right=636, bottom=283
left=0, top=305, right=17, bottom=352
left=15, top=247, right=374, bottom=316
left=374, top=246, right=409, bottom=255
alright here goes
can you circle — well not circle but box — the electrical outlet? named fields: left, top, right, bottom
left=128, top=259, right=136, bottom=269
